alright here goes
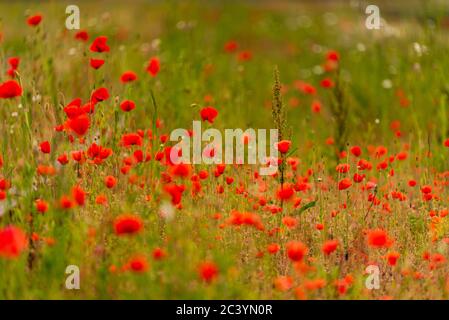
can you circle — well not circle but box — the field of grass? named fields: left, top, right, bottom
left=1, top=0, right=449, bottom=299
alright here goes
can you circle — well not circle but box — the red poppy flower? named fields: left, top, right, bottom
left=164, top=183, right=185, bottom=205
left=39, top=141, right=51, bottom=154
left=146, top=57, right=160, bottom=76
left=68, top=114, right=90, bottom=136
left=274, top=276, right=293, bottom=291
left=35, top=199, right=49, bottom=213
left=338, top=178, right=352, bottom=191
left=63, top=98, right=83, bottom=118
left=421, top=185, right=432, bottom=194
left=75, top=30, right=89, bottom=41
left=353, top=173, right=365, bottom=183
left=90, top=58, right=105, bottom=70
left=322, top=239, right=339, bottom=255
left=267, top=243, right=280, bottom=254
left=386, top=251, right=400, bottom=266
left=276, top=140, right=291, bottom=154
left=0, top=80, right=22, bottom=98
left=350, top=146, right=362, bottom=157
left=104, top=176, right=117, bottom=189
left=125, top=255, right=149, bottom=273
left=282, top=216, right=298, bottom=229
left=72, top=186, right=86, bottom=206
left=276, top=183, right=294, bottom=200
left=367, top=229, right=393, bottom=248
left=320, top=78, right=334, bottom=88
left=311, top=100, right=321, bottom=113
left=286, top=241, right=308, bottom=262
left=120, top=71, right=138, bottom=83
left=8, top=57, right=20, bottom=70
left=336, top=163, right=350, bottom=173
left=27, top=14, right=42, bottom=27
left=91, top=87, right=110, bottom=104
left=170, top=163, right=192, bottom=178
left=120, top=100, right=136, bottom=112
left=198, top=261, right=219, bottom=283
left=326, top=50, right=340, bottom=62
left=224, top=40, right=238, bottom=53
left=200, top=106, right=218, bottom=124
left=152, top=247, right=167, bottom=260
left=238, top=50, right=252, bottom=61
left=113, top=214, right=143, bottom=236
left=121, top=133, right=143, bottom=147
left=0, top=226, right=28, bottom=259
left=57, top=154, right=69, bottom=165
left=90, top=36, right=110, bottom=53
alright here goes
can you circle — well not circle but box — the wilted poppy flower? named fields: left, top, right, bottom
left=200, top=106, right=218, bottom=124
left=113, top=214, right=143, bottom=236
left=0, top=226, right=28, bottom=259
left=27, top=14, right=42, bottom=27
left=90, top=36, right=110, bottom=52
left=198, top=261, right=219, bottom=283
left=146, top=57, right=160, bottom=76
left=0, top=80, right=22, bottom=98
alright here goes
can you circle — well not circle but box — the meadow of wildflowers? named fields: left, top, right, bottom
left=1, top=0, right=449, bottom=300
